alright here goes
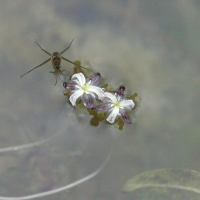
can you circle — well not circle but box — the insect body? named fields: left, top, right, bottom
left=21, top=39, right=93, bottom=85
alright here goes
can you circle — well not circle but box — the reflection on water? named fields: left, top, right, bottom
left=0, top=0, right=200, bottom=199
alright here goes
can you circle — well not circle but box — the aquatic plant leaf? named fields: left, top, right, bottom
left=87, top=109, right=106, bottom=126
left=73, top=60, right=87, bottom=76
left=101, top=84, right=109, bottom=91
left=129, top=92, right=138, bottom=101
left=117, top=118, right=125, bottom=130
left=123, top=169, right=200, bottom=195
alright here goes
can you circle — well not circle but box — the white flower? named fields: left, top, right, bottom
left=63, top=73, right=104, bottom=108
left=96, top=85, right=135, bottom=124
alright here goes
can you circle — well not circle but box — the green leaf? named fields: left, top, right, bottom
left=123, top=168, right=200, bottom=195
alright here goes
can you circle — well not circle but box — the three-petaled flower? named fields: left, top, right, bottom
left=63, top=73, right=104, bottom=109
left=96, top=85, right=135, bottom=124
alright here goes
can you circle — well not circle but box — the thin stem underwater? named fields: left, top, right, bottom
left=0, top=121, right=68, bottom=154
left=0, top=133, right=113, bottom=200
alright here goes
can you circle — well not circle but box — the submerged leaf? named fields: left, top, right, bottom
left=87, top=109, right=106, bottom=126
left=117, top=118, right=125, bottom=130
left=123, top=169, right=200, bottom=195
left=129, top=92, right=138, bottom=101
left=73, top=60, right=87, bottom=76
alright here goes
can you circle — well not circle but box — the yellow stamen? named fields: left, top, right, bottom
left=76, top=81, right=91, bottom=94
left=111, top=101, right=124, bottom=109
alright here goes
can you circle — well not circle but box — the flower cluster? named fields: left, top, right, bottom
left=63, top=71, right=136, bottom=126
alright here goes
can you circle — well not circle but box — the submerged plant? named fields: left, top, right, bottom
left=123, top=169, right=200, bottom=199
left=0, top=140, right=112, bottom=200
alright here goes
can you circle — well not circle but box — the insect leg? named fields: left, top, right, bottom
left=60, top=38, right=75, bottom=55
left=35, top=41, right=51, bottom=56
left=61, top=56, right=93, bottom=73
left=20, top=58, right=51, bottom=78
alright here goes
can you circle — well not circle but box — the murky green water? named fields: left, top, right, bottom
left=0, top=1, right=200, bottom=199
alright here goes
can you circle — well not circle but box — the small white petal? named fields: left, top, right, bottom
left=69, top=90, right=84, bottom=106
left=106, top=106, right=119, bottom=123
left=73, top=79, right=81, bottom=86
left=88, top=86, right=104, bottom=100
left=119, top=100, right=135, bottom=110
left=90, top=92, right=96, bottom=98
left=71, top=73, right=86, bottom=86
left=103, top=92, right=117, bottom=103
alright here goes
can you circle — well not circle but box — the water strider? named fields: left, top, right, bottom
left=21, top=39, right=93, bottom=85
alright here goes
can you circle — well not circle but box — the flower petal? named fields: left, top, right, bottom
left=106, top=106, right=119, bottom=123
left=96, top=102, right=112, bottom=112
left=116, top=85, right=125, bottom=98
left=63, top=82, right=77, bottom=91
left=88, top=86, right=104, bottom=100
left=119, top=109, right=132, bottom=124
left=90, top=73, right=101, bottom=85
left=103, top=92, right=117, bottom=103
left=82, top=93, right=95, bottom=109
left=119, top=100, right=135, bottom=110
left=69, top=90, right=84, bottom=106
left=71, top=73, right=86, bottom=86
